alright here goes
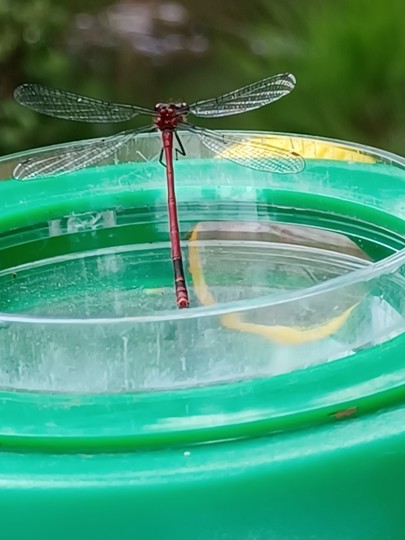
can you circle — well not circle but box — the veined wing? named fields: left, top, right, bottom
left=14, top=84, right=155, bottom=123
left=181, top=124, right=305, bottom=174
left=13, top=127, right=154, bottom=180
left=189, top=73, right=296, bottom=118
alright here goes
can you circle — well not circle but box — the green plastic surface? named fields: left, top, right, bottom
left=0, top=153, right=403, bottom=539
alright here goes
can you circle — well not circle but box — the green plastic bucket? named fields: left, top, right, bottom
left=0, top=131, right=403, bottom=539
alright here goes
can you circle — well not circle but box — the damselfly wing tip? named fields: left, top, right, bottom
left=288, top=72, right=297, bottom=85
left=12, top=159, right=31, bottom=181
left=13, top=84, right=26, bottom=101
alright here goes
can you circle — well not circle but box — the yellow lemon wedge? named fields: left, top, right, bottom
left=217, top=134, right=376, bottom=164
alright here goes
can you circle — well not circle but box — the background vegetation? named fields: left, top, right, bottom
left=1, top=0, right=404, bottom=156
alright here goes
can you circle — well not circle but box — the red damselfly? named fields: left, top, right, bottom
left=13, top=72, right=304, bottom=309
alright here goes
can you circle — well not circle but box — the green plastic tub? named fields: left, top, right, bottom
left=0, top=131, right=403, bottom=539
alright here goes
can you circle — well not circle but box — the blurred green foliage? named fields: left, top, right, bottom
left=1, top=0, right=404, bottom=156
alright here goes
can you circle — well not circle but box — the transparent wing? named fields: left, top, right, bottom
left=181, top=124, right=305, bottom=174
left=14, top=84, right=155, bottom=123
left=13, top=127, right=154, bottom=180
left=188, top=73, right=296, bottom=118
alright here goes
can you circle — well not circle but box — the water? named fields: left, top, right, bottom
left=0, top=201, right=403, bottom=393
left=0, top=241, right=371, bottom=316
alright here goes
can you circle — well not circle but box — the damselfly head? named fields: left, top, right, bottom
left=154, top=102, right=189, bottom=115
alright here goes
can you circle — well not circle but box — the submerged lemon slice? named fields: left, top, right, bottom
left=189, top=225, right=359, bottom=346
left=189, top=137, right=371, bottom=345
